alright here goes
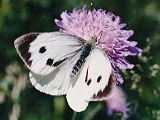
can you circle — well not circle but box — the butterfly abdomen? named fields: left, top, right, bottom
left=70, top=43, right=93, bottom=78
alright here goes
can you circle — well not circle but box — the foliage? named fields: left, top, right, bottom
left=0, top=0, right=160, bottom=120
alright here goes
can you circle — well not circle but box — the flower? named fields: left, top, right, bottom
left=55, top=5, right=142, bottom=84
left=105, top=86, right=130, bottom=119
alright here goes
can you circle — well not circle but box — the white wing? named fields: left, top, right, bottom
left=14, top=32, right=83, bottom=75
left=66, top=48, right=115, bottom=112
left=29, top=51, right=81, bottom=95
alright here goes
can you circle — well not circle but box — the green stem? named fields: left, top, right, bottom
left=83, top=104, right=103, bottom=120
left=71, top=111, right=77, bottom=120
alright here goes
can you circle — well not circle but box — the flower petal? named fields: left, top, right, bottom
left=105, top=86, right=130, bottom=119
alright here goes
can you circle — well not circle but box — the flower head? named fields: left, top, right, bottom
left=106, top=86, right=130, bottom=119
left=55, top=6, right=142, bottom=84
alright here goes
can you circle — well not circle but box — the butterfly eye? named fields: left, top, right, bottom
left=39, top=46, right=46, bottom=53
left=97, top=76, right=102, bottom=83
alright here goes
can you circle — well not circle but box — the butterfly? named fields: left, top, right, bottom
left=14, top=32, right=116, bottom=112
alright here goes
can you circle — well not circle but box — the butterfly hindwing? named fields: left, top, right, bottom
left=66, top=48, right=113, bottom=112
left=14, top=32, right=83, bottom=75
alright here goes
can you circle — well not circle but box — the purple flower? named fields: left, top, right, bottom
left=55, top=6, right=142, bottom=84
left=105, top=86, right=130, bottom=119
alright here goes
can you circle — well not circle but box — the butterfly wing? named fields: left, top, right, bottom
left=90, top=73, right=116, bottom=101
left=66, top=48, right=114, bottom=112
left=14, top=32, right=83, bottom=75
left=29, top=51, right=81, bottom=95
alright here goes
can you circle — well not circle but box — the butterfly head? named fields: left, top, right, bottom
left=88, top=36, right=98, bottom=44
left=88, top=31, right=103, bottom=44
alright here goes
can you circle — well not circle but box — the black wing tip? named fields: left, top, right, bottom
left=14, top=33, right=40, bottom=66
left=14, top=32, right=39, bottom=44
left=14, top=33, right=40, bottom=49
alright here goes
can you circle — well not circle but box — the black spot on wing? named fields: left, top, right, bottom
left=46, top=58, right=54, bottom=66
left=39, top=46, right=46, bottom=53
left=53, top=58, right=67, bottom=67
left=97, top=76, right=102, bottom=83
left=85, top=67, right=89, bottom=83
left=87, top=79, right=91, bottom=86
left=17, top=33, right=39, bottom=66
left=92, top=74, right=116, bottom=99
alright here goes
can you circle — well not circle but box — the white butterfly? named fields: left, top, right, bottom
left=14, top=32, right=116, bottom=112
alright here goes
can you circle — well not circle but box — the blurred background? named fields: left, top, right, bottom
left=0, top=0, right=160, bottom=120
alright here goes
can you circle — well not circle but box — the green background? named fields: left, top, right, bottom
left=0, top=0, right=160, bottom=120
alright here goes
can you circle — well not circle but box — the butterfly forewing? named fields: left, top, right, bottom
left=14, top=32, right=83, bottom=75
left=91, top=74, right=116, bottom=101
left=29, top=51, right=81, bottom=95
left=66, top=48, right=112, bottom=112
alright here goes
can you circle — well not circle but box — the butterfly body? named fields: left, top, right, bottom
left=70, top=43, right=94, bottom=78
left=14, top=32, right=115, bottom=112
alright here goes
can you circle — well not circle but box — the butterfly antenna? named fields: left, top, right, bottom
left=97, top=31, right=103, bottom=44
left=90, top=3, right=96, bottom=37
left=91, top=3, right=94, bottom=22
left=91, top=3, right=94, bottom=10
